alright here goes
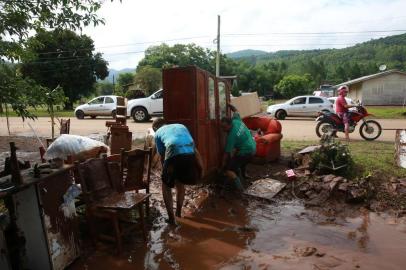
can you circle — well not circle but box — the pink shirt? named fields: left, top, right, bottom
left=335, top=96, right=348, bottom=113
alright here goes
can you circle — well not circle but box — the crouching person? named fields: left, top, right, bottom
left=152, top=118, right=203, bottom=225
left=220, top=104, right=256, bottom=191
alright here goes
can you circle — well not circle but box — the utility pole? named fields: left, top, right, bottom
left=216, top=15, right=221, bottom=77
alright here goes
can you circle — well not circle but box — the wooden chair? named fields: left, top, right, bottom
left=120, top=147, right=152, bottom=217
left=75, top=156, right=150, bottom=254
left=59, top=118, right=70, bottom=134
left=106, top=154, right=121, bottom=163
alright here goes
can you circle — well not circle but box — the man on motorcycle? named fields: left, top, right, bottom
left=336, top=85, right=356, bottom=141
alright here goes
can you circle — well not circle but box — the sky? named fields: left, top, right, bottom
left=83, top=0, right=406, bottom=70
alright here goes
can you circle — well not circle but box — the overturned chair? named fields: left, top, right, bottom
left=75, top=156, right=150, bottom=254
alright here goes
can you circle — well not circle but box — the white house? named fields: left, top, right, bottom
left=335, top=70, right=406, bottom=106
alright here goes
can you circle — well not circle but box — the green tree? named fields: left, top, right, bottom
left=20, top=29, right=108, bottom=109
left=0, top=0, right=117, bottom=122
left=0, top=0, right=115, bottom=61
left=115, top=72, right=135, bottom=94
left=0, top=63, right=45, bottom=134
left=134, top=66, right=162, bottom=95
left=137, top=43, right=220, bottom=73
left=43, top=86, right=67, bottom=139
left=274, top=74, right=311, bottom=98
left=95, top=81, right=114, bottom=95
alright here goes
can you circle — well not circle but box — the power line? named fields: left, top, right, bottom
left=223, top=29, right=406, bottom=36
left=11, top=29, right=405, bottom=57
left=22, top=35, right=212, bottom=56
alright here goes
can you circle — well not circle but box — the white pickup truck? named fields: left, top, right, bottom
left=127, top=89, right=163, bottom=122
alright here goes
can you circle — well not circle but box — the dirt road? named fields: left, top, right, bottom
left=1, top=117, right=405, bottom=141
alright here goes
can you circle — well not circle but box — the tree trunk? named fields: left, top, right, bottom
left=5, top=104, right=11, bottom=135
left=0, top=102, right=3, bottom=114
left=50, top=104, right=55, bottom=139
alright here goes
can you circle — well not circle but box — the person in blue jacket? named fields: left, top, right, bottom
left=152, top=118, right=202, bottom=225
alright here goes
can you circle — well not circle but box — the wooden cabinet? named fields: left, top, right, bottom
left=163, top=66, right=231, bottom=174
left=1, top=167, right=80, bottom=270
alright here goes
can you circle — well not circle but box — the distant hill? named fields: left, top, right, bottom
left=104, top=68, right=135, bottom=82
left=232, top=33, right=406, bottom=75
left=227, top=49, right=268, bottom=59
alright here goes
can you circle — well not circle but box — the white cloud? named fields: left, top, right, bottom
left=83, top=0, right=406, bottom=69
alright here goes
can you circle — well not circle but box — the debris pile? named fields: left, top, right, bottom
left=286, top=138, right=376, bottom=207
left=293, top=174, right=375, bottom=206
left=293, top=136, right=353, bottom=177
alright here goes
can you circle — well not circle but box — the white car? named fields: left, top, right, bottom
left=328, top=97, right=356, bottom=112
left=267, top=95, right=333, bottom=120
left=74, top=95, right=118, bottom=119
left=127, top=89, right=163, bottom=122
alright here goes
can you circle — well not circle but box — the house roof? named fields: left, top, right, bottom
left=335, top=69, right=406, bottom=87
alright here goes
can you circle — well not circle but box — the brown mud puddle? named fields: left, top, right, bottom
left=70, top=189, right=406, bottom=270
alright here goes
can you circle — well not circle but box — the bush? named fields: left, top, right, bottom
left=274, top=74, right=311, bottom=98
left=267, top=99, right=275, bottom=106
left=310, top=136, right=354, bottom=176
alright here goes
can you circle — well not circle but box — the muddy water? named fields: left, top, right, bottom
left=71, top=194, right=406, bottom=270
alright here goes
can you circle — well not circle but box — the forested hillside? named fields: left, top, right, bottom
left=230, top=33, right=406, bottom=89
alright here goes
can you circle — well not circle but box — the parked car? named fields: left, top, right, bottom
left=74, top=95, right=119, bottom=119
left=328, top=97, right=356, bottom=112
left=127, top=89, right=163, bottom=122
left=267, top=95, right=333, bottom=119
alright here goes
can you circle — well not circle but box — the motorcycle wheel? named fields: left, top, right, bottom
left=316, top=121, right=335, bottom=138
left=359, top=120, right=382, bottom=141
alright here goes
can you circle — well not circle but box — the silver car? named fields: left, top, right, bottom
left=267, top=95, right=333, bottom=120
left=74, top=95, right=119, bottom=119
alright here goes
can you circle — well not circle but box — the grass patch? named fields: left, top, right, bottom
left=1, top=106, right=74, bottom=118
left=365, top=106, right=406, bottom=119
left=281, top=139, right=406, bottom=179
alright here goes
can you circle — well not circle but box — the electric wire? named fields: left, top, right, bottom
left=8, top=29, right=405, bottom=57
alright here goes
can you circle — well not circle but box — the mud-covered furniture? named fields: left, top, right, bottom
left=59, top=118, right=71, bottom=134
left=243, top=115, right=283, bottom=162
left=106, top=96, right=132, bottom=154
left=0, top=167, right=80, bottom=270
left=120, top=148, right=152, bottom=217
left=75, top=157, right=150, bottom=254
left=163, top=66, right=231, bottom=177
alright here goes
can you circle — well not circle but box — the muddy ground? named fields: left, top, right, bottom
left=1, top=136, right=406, bottom=269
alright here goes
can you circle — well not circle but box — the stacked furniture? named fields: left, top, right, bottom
left=106, top=96, right=132, bottom=154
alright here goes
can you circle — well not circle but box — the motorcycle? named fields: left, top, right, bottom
left=315, top=103, right=382, bottom=141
